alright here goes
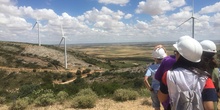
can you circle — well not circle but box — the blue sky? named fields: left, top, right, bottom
left=0, top=0, right=220, bottom=44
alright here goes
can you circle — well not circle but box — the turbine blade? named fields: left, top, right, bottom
left=32, top=22, right=37, bottom=30
left=59, top=37, right=64, bottom=47
left=176, top=17, right=192, bottom=29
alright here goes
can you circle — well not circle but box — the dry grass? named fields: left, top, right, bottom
left=71, top=45, right=150, bottom=58
left=0, top=98, right=153, bottom=110
left=1, top=97, right=220, bottom=110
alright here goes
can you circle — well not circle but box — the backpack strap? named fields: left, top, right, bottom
left=175, top=75, right=198, bottom=92
left=172, top=72, right=204, bottom=110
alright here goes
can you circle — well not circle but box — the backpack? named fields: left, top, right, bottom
left=171, top=78, right=204, bottom=110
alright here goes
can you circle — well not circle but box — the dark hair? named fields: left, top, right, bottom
left=199, top=51, right=218, bottom=73
left=171, top=55, right=199, bottom=70
left=172, top=55, right=210, bottom=77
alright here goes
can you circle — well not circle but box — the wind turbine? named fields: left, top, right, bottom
left=32, top=20, right=41, bottom=46
left=59, top=24, right=67, bottom=69
left=176, top=0, right=195, bottom=38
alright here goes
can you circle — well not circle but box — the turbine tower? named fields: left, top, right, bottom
left=59, top=24, right=67, bottom=69
left=32, top=20, right=41, bottom=46
left=176, top=0, right=195, bottom=38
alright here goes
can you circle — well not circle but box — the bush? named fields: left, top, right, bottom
left=9, top=98, right=29, bottom=110
left=34, top=92, right=56, bottom=106
left=76, top=70, right=81, bottom=75
left=32, top=69, right=36, bottom=72
left=133, top=78, right=144, bottom=88
left=0, top=96, right=6, bottom=104
left=18, top=84, right=38, bottom=98
left=71, top=88, right=98, bottom=108
left=75, top=88, right=97, bottom=96
left=138, top=88, right=151, bottom=97
left=91, top=81, right=120, bottom=97
left=71, top=95, right=97, bottom=108
left=57, top=91, right=69, bottom=103
left=66, top=72, right=74, bottom=78
left=113, top=89, right=139, bottom=101
left=31, top=89, right=53, bottom=99
left=82, top=69, right=91, bottom=74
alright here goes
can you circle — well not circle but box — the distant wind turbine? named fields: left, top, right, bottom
left=59, top=24, right=68, bottom=69
left=176, top=0, right=195, bottom=38
left=32, top=20, right=41, bottom=46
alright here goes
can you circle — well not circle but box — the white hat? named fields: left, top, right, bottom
left=173, top=36, right=203, bottom=62
left=152, top=47, right=167, bottom=59
left=200, top=40, right=217, bottom=53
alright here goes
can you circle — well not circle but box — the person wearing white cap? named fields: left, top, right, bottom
left=158, top=36, right=218, bottom=110
left=144, top=45, right=167, bottom=110
left=155, top=35, right=192, bottom=110
left=199, top=40, right=219, bottom=109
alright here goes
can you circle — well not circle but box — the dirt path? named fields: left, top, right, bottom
left=0, top=66, right=92, bottom=84
left=0, top=66, right=66, bottom=73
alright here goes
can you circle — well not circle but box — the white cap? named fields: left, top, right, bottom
left=200, top=40, right=217, bottom=53
left=152, top=47, right=167, bottom=59
left=173, top=36, right=203, bottom=62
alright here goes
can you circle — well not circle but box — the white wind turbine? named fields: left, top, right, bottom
left=32, top=20, right=41, bottom=46
left=176, top=0, right=195, bottom=38
left=59, top=24, right=68, bottom=69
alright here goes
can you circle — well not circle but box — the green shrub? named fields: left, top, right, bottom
left=82, top=69, right=91, bottom=74
left=57, top=91, right=69, bottom=103
left=32, top=69, right=36, bottom=72
left=66, top=72, right=74, bottom=78
left=34, top=92, right=56, bottom=106
left=138, top=88, right=151, bottom=97
left=88, top=72, right=100, bottom=79
left=9, top=98, right=29, bottom=110
left=31, top=89, right=53, bottom=99
left=91, top=81, right=120, bottom=97
left=133, top=78, right=144, bottom=88
left=71, top=95, right=97, bottom=108
left=76, top=88, right=97, bottom=96
left=113, top=89, right=139, bottom=101
left=76, top=70, right=81, bottom=75
left=18, top=84, right=39, bottom=98
left=71, top=88, right=98, bottom=108
left=0, top=96, right=6, bottom=104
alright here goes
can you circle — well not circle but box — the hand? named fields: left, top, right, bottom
left=149, top=88, right=154, bottom=91
left=217, top=92, right=220, bottom=98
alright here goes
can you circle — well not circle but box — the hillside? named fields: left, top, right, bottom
left=0, top=41, right=149, bottom=92
left=0, top=41, right=219, bottom=87
left=0, top=41, right=103, bottom=72
left=0, top=41, right=219, bottom=110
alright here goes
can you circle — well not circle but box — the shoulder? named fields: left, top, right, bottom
left=204, top=78, right=216, bottom=89
left=202, top=77, right=218, bottom=101
left=213, top=68, right=219, bottom=73
left=163, top=55, right=175, bottom=61
left=161, top=55, right=176, bottom=64
left=148, top=64, right=160, bottom=69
